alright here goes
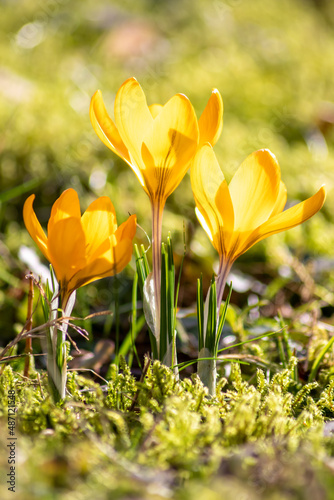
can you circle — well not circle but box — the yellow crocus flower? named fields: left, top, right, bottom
left=90, top=77, right=223, bottom=328
left=23, top=188, right=137, bottom=307
left=191, top=144, right=326, bottom=306
left=90, top=77, right=223, bottom=204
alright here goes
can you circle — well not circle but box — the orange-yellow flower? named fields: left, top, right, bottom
left=90, top=77, right=223, bottom=206
left=191, top=144, right=326, bottom=305
left=23, top=189, right=136, bottom=306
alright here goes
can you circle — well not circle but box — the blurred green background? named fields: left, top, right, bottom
left=1, top=0, right=334, bottom=346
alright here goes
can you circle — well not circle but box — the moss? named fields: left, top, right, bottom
left=105, top=358, right=137, bottom=412
left=1, top=358, right=334, bottom=499
left=317, top=379, right=334, bottom=417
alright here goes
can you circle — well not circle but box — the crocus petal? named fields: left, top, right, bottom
left=240, top=186, right=326, bottom=255
left=112, top=237, right=136, bottom=274
left=66, top=242, right=114, bottom=290
left=115, top=214, right=137, bottom=241
left=228, top=149, right=281, bottom=232
left=70, top=235, right=135, bottom=290
left=23, top=194, right=50, bottom=262
left=198, top=89, right=223, bottom=147
left=71, top=214, right=136, bottom=290
left=48, top=189, right=81, bottom=234
left=149, top=103, right=163, bottom=118
left=114, top=77, right=153, bottom=167
left=90, top=90, right=131, bottom=163
left=270, top=181, right=287, bottom=217
left=141, top=93, right=199, bottom=201
left=48, top=217, right=86, bottom=285
left=195, top=206, right=214, bottom=242
left=81, top=197, right=118, bottom=261
left=191, top=144, right=234, bottom=257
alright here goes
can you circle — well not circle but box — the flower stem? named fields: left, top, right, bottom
left=198, top=260, right=231, bottom=396
left=216, top=259, right=232, bottom=316
left=151, top=200, right=164, bottom=344
left=47, top=290, right=76, bottom=403
left=23, top=273, right=34, bottom=377
left=46, top=291, right=61, bottom=403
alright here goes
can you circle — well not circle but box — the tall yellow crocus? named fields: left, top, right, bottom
left=191, top=144, right=326, bottom=307
left=23, top=188, right=137, bottom=308
left=90, top=77, right=223, bottom=330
